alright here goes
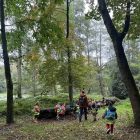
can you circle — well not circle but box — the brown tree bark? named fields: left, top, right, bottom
left=98, top=0, right=140, bottom=127
left=98, top=27, right=104, bottom=96
left=66, top=0, right=73, bottom=104
left=0, top=0, right=14, bottom=124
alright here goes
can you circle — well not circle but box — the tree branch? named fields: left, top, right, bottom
left=98, top=0, right=118, bottom=41
left=120, top=1, right=131, bottom=39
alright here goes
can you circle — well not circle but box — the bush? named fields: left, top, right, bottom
left=13, top=94, right=70, bottom=115
left=111, top=70, right=128, bottom=99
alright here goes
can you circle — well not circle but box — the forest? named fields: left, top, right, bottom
left=0, top=0, right=140, bottom=139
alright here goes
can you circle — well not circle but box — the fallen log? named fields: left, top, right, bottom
left=37, top=105, right=75, bottom=120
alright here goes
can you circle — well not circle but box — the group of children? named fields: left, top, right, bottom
left=32, top=96, right=117, bottom=135
left=32, top=102, right=66, bottom=122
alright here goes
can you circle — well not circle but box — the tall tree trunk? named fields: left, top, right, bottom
left=98, top=27, right=104, bottom=96
left=98, top=0, right=140, bottom=127
left=66, top=0, right=73, bottom=104
left=95, top=28, right=104, bottom=96
left=114, top=40, right=140, bottom=126
left=86, top=26, right=91, bottom=94
left=17, top=46, right=22, bottom=98
left=0, top=0, right=14, bottom=124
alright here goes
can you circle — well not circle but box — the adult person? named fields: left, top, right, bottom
left=78, top=91, right=88, bottom=122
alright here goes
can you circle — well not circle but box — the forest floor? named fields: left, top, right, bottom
left=0, top=101, right=140, bottom=140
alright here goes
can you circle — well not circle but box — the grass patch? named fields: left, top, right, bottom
left=0, top=93, right=122, bottom=116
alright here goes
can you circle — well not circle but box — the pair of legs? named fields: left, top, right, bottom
left=90, top=109, right=97, bottom=121
left=57, top=113, right=65, bottom=120
left=106, top=123, right=114, bottom=134
left=75, top=111, right=80, bottom=119
left=92, top=114, right=97, bottom=121
left=79, top=107, right=87, bottom=122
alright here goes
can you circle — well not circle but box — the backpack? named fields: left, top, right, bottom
left=105, top=109, right=116, bottom=120
left=79, top=96, right=86, bottom=106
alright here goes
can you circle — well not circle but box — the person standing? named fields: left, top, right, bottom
left=54, top=103, right=61, bottom=120
left=78, top=91, right=88, bottom=122
left=102, top=103, right=118, bottom=135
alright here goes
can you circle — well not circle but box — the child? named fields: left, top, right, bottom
left=33, top=102, right=40, bottom=123
left=59, top=103, right=66, bottom=120
left=102, top=103, right=117, bottom=135
left=91, top=101, right=98, bottom=121
left=55, top=103, right=65, bottom=120
left=54, top=103, right=61, bottom=113
left=54, top=103, right=61, bottom=120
